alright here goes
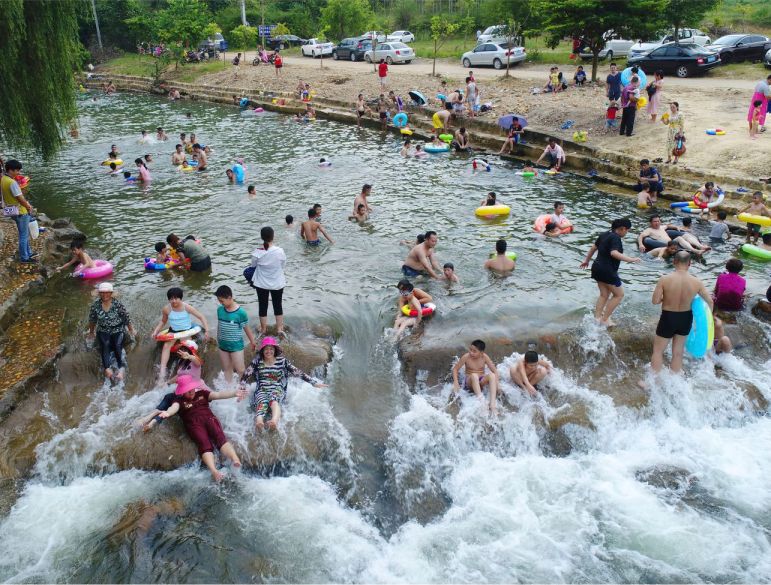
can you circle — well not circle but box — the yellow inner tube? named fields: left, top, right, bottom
left=400, top=128, right=413, bottom=135
left=738, top=213, right=771, bottom=227
left=102, top=159, right=123, bottom=166
left=475, top=205, right=511, bottom=218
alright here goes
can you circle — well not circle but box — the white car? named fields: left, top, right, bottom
left=629, top=28, right=711, bottom=57
left=364, top=42, right=415, bottom=64
left=361, top=31, right=387, bottom=43
left=301, top=38, right=334, bottom=58
left=579, top=36, right=635, bottom=60
left=461, top=42, right=525, bottom=69
left=387, top=30, right=415, bottom=43
left=477, top=25, right=512, bottom=45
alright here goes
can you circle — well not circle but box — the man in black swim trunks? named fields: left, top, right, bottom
left=580, top=218, right=640, bottom=326
left=403, top=231, right=441, bottom=278
left=651, top=251, right=712, bottom=373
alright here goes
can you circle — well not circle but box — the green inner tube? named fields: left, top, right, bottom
left=438, top=134, right=453, bottom=143
left=741, top=243, right=771, bottom=260
left=489, top=252, right=518, bottom=261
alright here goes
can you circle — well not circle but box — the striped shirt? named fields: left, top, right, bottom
left=216, top=305, right=249, bottom=352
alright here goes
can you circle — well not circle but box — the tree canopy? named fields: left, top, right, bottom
left=320, top=0, right=374, bottom=42
left=0, top=0, right=80, bottom=159
left=663, top=0, right=720, bottom=41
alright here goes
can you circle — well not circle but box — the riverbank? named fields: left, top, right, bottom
left=89, top=64, right=769, bottom=217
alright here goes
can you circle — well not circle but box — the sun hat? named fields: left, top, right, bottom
left=175, top=374, right=202, bottom=395
left=171, top=339, right=198, bottom=354
left=259, top=336, right=279, bottom=352
left=96, top=282, right=114, bottom=293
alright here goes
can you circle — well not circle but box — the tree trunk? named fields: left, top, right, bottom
left=433, top=39, right=437, bottom=76
left=591, top=48, right=600, bottom=82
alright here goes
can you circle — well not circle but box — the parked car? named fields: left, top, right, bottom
left=301, top=38, right=334, bottom=58
left=477, top=25, right=511, bottom=45
left=333, top=37, right=372, bottom=61
left=198, top=32, right=228, bottom=53
left=765, top=47, right=771, bottom=68
left=387, top=30, right=415, bottom=43
left=704, top=34, right=770, bottom=63
left=579, top=36, right=635, bottom=60
left=629, top=28, right=711, bottom=57
left=267, top=34, right=306, bottom=50
left=627, top=43, right=720, bottom=78
left=364, top=42, right=415, bottom=64
left=461, top=42, right=525, bottom=69
left=361, top=31, right=387, bottom=42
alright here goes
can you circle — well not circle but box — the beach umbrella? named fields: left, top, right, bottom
left=620, top=67, right=647, bottom=88
left=408, top=90, right=427, bottom=106
left=497, top=114, right=528, bottom=129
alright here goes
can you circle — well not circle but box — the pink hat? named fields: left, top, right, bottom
left=175, top=374, right=202, bottom=395
left=260, top=336, right=279, bottom=351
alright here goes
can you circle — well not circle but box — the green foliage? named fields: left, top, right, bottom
left=137, top=0, right=220, bottom=48
left=393, top=0, right=419, bottom=30
left=530, top=0, right=666, bottom=81
left=704, top=0, right=771, bottom=31
left=273, top=22, right=291, bottom=36
left=229, top=24, right=258, bottom=49
left=321, top=0, right=374, bottom=41
left=664, top=0, right=720, bottom=39
left=430, top=16, right=461, bottom=75
left=0, top=0, right=79, bottom=159
left=79, top=0, right=143, bottom=51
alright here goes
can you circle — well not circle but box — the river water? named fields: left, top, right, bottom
left=1, top=93, right=770, bottom=582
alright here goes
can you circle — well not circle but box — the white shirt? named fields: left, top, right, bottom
left=251, top=245, right=286, bottom=290
left=755, top=80, right=771, bottom=97
left=545, top=143, right=565, bottom=163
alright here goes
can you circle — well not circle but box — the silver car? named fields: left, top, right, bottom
left=765, top=47, right=771, bottom=68
left=461, top=42, right=525, bottom=69
left=364, top=42, right=415, bottom=64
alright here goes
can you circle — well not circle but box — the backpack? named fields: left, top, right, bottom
left=243, top=265, right=256, bottom=288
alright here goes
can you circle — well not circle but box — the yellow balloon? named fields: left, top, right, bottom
left=637, top=96, right=648, bottom=110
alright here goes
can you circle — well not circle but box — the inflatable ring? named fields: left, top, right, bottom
left=685, top=296, right=714, bottom=359
left=544, top=169, right=559, bottom=175
left=15, top=175, right=30, bottom=189
left=670, top=201, right=692, bottom=208
left=155, top=325, right=202, bottom=342
left=741, top=243, right=771, bottom=260
left=393, top=112, right=408, bottom=128
left=101, top=159, right=123, bottom=166
left=436, top=93, right=446, bottom=101
left=488, top=251, right=517, bottom=260
left=475, top=204, right=511, bottom=218
left=319, top=161, right=332, bottom=167
left=737, top=213, right=771, bottom=227
left=516, top=171, right=536, bottom=177
left=438, top=133, right=453, bottom=143
left=705, top=128, right=725, bottom=136
left=424, top=144, right=450, bottom=153
left=232, top=164, right=245, bottom=182
left=472, top=159, right=491, bottom=172
left=144, top=256, right=183, bottom=271
left=179, top=165, right=194, bottom=172
left=533, top=214, right=573, bottom=234
left=401, top=302, right=436, bottom=317
left=400, top=128, right=413, bottom=135
left=254, top=107, right=264, bottom=113
left=693, top=188, right=724, bottom=209
left=74, top=259, right=113, bottom=279
left=239, top=97, right=249, bottom=108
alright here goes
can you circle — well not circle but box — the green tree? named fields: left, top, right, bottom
left=0, top=0, right=80, bottom=159
left=229, top=24, right=258, bottom=49
left=530, top=0, right=665, bottom=82
left=273, top=22, right=291, bottom=36
left=430, top=16, right=460, bottom=76
left=155, top=0, right=220, bottom=49
left=663, top=0, right=720, bottom=43
left=320, top=0, right=374, bottom=42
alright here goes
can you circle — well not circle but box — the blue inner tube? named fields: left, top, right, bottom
left=144, top=257, right=168, bottom=271
left=239, top=97, right=249, bottom=108
left=424, top=145, right=449, bottom=153
left=670, top=201, right=691, bottom=208
left=393, top=112, right=408, bottom=128
left=685, top=296, right=713, bottom=358
left=232, top=164, right=245, bottom=182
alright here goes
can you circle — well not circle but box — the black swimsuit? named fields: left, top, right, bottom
left=656, top=310, right=693, bottom=338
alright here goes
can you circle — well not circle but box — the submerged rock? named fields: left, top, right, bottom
left=752, top=300, right=771, bottom=323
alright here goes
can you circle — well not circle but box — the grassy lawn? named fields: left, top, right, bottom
left=408, top=36, right=577, bottom=65
left=709, top=61, right=770, bottom=79
left=410, top=37, right=479, bottom=60
left=99, top=54, right=157, bottom=76
left=524, top=39, right=576, bottom=65
left=98, top=53, right=246, bottom=82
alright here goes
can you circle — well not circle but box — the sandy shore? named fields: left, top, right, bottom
left=191, top=55, right=771, bottom=186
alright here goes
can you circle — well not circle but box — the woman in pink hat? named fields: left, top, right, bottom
left=239, top=336, right=326, bottom=431
left=158, top=374, right=245, bottom=482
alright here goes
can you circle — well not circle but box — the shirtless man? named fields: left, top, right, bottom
left=432, top=105, right=453, bottom=134
left=453, top=127, right=470, bottom=151
left=300, top=207, right=333, bottom=246
left=402, top=231, right=441, bottom=278
left=171, top=144, right=186, bottom=165
left=637, top=215, right=706, bottom=255
left=193, top=143, right=207, bottom=171
left=509, top=350, right=552, bottom=397
left=451, top=339, right=499, bottom=414
left=484, top=239, right=516, bottom=273
left=651, top=251, right=713, bottom=373
left=354, top=184, right=373, bottom=215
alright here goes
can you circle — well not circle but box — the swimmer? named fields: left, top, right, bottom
left=192, top=143, right=207, bottom=171
left=651, top=251, right=712, bottom=374
left=509, top=350, right=551, bottom=397
left=300, top=207, right=333, bottom=245
left=139, top=130, right=149, bottom=143
left=480, top=191, right=499, bottom=207
left=247, top=185, right=256, bottom=198
left=156, top=127, right=168, bottom=141
left=285, top=214, right=294, bottom=227
left=695, top=181, right=720, bottom=219
left=110, top=144, right=120, bottom=156
left=400, top=139, right=412, bottom=157
left=393, top=279, right=432, bottom=336
left=442, top=262, right=459, bottom=283
left=123, top=171, right=136, bottom=182
left=759, top=232, right=771, bottom=251
left=403, top=230, right=441, bottom=278
left=676, top=217, right=711, bottom=252
left=144, top=154, right=153, bottom=164
left=648, top=240, right=678, bottom=259
left=55, top=239, right=95, bottom=273
left=349, top=203, right=369, bottom=223
left=484, top=239, right=515, bottom=273
left=171, top=144, right=186, bottom=166
left=108, top=162, right=123, bottom=175
left=154, top=241, right=169, bottom=264
left=414, top=144, right=427, bottom=157
left=105, top=151, right=120, bottom=164
left=319, top=158, right=332, bottom=167
left=451, top=339, right=499, bottom=414
left=354, top=183, right=373, bottom=215
left=400, top=233, right=425, bottom=247
left=543, top=222, right=561, bottom=237
left=312, top=203, right=323, bottom=222
left=637, top=188, right=653, bottom=209
left=226, top=169, right=235, bottom=183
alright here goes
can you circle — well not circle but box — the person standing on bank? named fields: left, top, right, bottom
left=619, top=76, right=640, bottom=137
left=250, top=226, right=287, bottom=337
left=87, top=282, right=136, bottom=381
left=580, top=218, right=640, bottom=327
left=650, top=251, right=712, bottom=374
left=1, top=160, right=35, bottom=263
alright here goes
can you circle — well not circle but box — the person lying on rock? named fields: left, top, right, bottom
left=158, top=374, right=245, bottom=482
left=451, top=339, right=499, bottom=415
left=509, top=350, right=552, bottom=398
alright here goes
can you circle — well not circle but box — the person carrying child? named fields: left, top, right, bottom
left=215, top=285, right=257, bottom=385
left=451, top=339, right=500, bottom=414
left=509, top=350, right=552, bottom=397
left=239, top=337, right=326, bottom=431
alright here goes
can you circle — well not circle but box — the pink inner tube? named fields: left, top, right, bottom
left=74, top=259, right=114, bottom=279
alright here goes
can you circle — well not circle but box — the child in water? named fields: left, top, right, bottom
left=349, top=203, right=369, bottom=223
left=108, top=162, right=122, bottom=175
left=509, top=350, right=551, bottom=397
left=55, top=240, right=95, bottom=273
left=738, top=191, right=770, bottom=243
left=300, top=207, right=334, bottom=245
left=443, top=262, right=459, bottom=283
left=451, top=339, right=499, bottom=414
left=393, top=279, right=432, bottom=336
left=154, top=241, right=169, bottom=264
left=123, top=171, right=135, bottom=182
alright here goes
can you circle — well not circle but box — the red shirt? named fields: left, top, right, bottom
left=174, top=389, right=213, bottom=423
left=274, top=55, right=282, bottom=68
left=378, top=62, right=388, bottom=78
left=606, top=105, right=619, bottom=120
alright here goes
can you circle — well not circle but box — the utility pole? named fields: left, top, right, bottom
left=90, top=0, right=103, bottom=50
left=240, top=0, right=249, bottom=26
